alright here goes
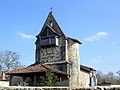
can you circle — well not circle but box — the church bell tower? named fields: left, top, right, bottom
left=35, top=12, right=68, bottom=64
left=35, top=12, right=82, bottom=88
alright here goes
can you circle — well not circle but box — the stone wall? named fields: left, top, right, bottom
left=38, top=37, right=67, bottom=64
left=80, top=70, right=90, bottom=87
left=67, top=39, right=81, bottom=88
left=0, top=80, right=9, bottom=87
left=0, top=86, right=120, bottom=90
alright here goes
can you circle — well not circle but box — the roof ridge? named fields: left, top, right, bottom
left=41, top=64, right=51, bottom=71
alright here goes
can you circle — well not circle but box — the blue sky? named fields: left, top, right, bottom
left=0, top=0, right=120, bottom=73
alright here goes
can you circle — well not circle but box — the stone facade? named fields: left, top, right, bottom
left=67, top=39, right=81, bottom=88
left=80, top=70, right=90, bottom=87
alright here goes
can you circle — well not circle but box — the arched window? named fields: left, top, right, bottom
left=11, top=76, right=23, bottom=86
left=25, top=77, right=32, bottom=86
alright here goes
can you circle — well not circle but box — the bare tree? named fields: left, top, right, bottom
left=117, top=70, right=120, bottom=77
left=96, top=71, right=105, bottom=84
left=0, top=50, right=24, bottom=72
left=116, top=70, right=120, bottom=84
left=96, top=71, right=120, bottom=85
left=105, top=72, right=117, bottom=84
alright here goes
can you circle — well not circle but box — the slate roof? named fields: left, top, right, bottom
left=6, top=64, right=67, bottom=75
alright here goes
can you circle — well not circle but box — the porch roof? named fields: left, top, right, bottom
left=80, top=65, right=96, bottom=72
left=6, top=64, right=67, bottom=75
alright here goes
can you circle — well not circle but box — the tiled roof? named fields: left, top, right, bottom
left=80, top=65, right=96, bottom=72
left=6, top=64, right=67, bottom=75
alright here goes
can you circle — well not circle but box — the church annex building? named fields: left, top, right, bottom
left=6, top=12, right=97, bottom=88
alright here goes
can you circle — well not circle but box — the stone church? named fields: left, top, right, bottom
left=7, top=12, right=97, bottom=88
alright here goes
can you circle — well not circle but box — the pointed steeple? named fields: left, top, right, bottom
left=36, top=11, right=67, bottom=39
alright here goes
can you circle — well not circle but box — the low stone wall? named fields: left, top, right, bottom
left=0, top=80, right=9, bottom=87
left=0, top=86, right=120, bottom=90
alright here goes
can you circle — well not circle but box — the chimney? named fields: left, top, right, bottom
left=1, top=71, right=6, bottom=80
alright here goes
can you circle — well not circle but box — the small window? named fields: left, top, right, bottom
left=50, top=22, right=53, bottom=27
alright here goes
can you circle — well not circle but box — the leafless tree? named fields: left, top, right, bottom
left=96, top=71, right=105, bottom=84
left=105, top=72, right=117, bottom=84
left=96, top=71, right=120, bottom=85
left=117, top=70, right=120, bottom=77
left=0, top=50, right=24, bottom=72
left=116, top=70, right=120, bottom=84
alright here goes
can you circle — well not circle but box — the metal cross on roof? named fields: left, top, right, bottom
left=50, top=7, right=53, bottom=12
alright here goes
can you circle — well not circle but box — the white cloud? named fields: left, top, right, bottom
left=16, top=32, right=34, bottom=39
left=97, top=32, right=108, bottom=38
left=84, top=32, right=108, bottom=42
